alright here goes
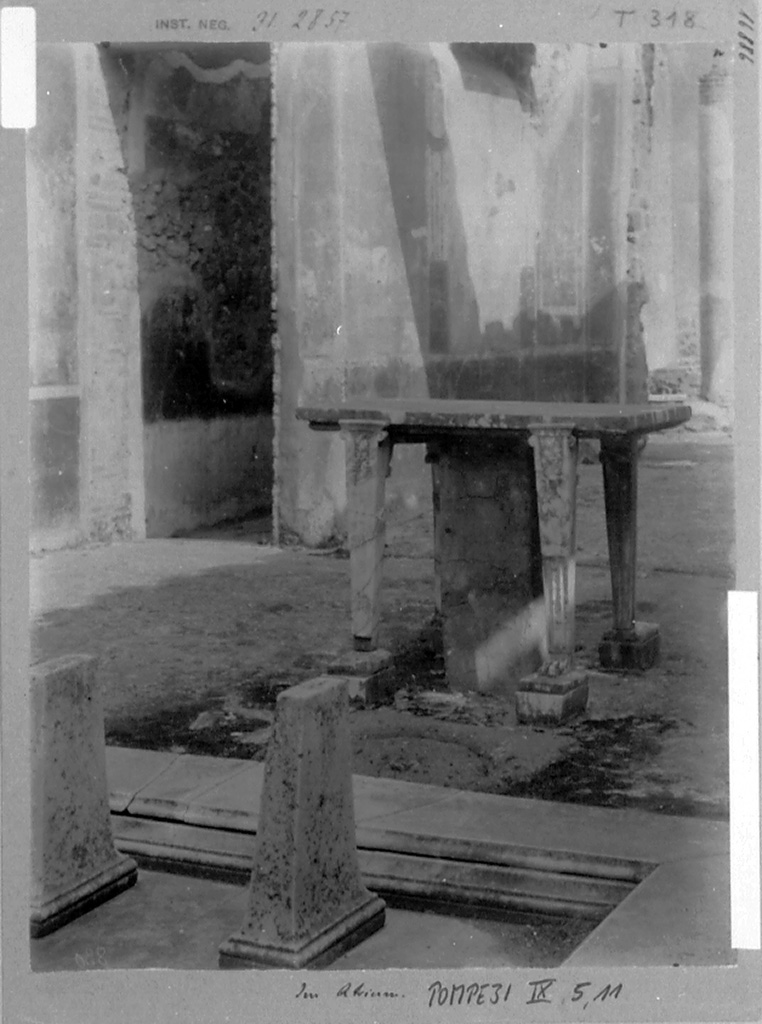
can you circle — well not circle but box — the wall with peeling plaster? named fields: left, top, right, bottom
left=129, top=49, right=273, bottom=422
left=124, top=47, right=274, bottom=534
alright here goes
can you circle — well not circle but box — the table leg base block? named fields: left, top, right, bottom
left=218, top=897, right=386, bottom=970
left=308, top=672, right=397, bottom=707
left=599, top=622, right=660, bottom=671
left=30, top=856, right=138, bottom=938
left=328, top=649, right=394, bottom=676
left=352, top=636, right=376, bottom=653
left=355, top=669, right=398, bottom=706
left=328, top=650, right=397, bottom=705
left=516, top=671, right=589, bottom=725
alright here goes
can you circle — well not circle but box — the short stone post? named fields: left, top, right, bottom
left=219, top=676, right=385, bottom=969
left=339, top=420, right=393, bottom=652
left=598, top=434, right=659, bottom=669
left=30, top=655, right=138, bottom=938
left=516, top=426, right=588, bottom=724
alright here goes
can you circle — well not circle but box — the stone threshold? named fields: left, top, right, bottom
left=106, top=746, right=731, bottom=963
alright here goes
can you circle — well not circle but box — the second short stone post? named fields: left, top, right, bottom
left=340, top=420, right=393, bottom=652
left=219, top=676, right=386, bottom=969
left=516, top=425, right=588, bottom=724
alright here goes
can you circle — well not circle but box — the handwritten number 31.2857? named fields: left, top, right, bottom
left=252, top=9, right=351, bottom=31
left=292, top=9, right=350, bottom=29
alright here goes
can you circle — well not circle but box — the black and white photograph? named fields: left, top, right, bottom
left=1, top=1, right=760, bottom=1020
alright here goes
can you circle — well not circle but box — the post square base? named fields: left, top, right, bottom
left=516, top=670, right=589, bottom=725
left=327, top=649, right=396, bottom=705
left=31, top=856, right=137, bottom=938
left=599, top=621, right=660, bottom=671
left=219, top=895, right=386, bottom=970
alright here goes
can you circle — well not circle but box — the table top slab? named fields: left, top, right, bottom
left=297, top=398, right=691, bottom=437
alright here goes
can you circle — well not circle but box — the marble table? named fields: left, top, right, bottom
left=298, top=399, right=691, bottom=709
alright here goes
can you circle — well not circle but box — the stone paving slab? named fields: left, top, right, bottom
left=352, top=773, right=454, bottom=824
left=106, top=748, right=179, bottom=813
left=351, top=788, right=730, bottom=866
left=565, top=854, right=733, bottom=967
left=108, top=751, right=457, bottom=833
left=125, top=754, right=253, bottom=820
left=182, top=767, right=263, bottom=830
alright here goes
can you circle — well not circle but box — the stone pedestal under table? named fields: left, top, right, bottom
left=298, top=399, right=690, bottom=720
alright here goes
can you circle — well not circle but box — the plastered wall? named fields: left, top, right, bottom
left=27, top=43, right=276, bottom=548
left=28, top=44, right=147, bottom=551
left=274, top=43, right=657, bottom=544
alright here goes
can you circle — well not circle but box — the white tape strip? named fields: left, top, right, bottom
left=1, top=7, right=36, bottom=129
left=728, top=590, right=761, bottom=949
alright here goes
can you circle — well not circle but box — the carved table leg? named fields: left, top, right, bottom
left=339, top=421, right=392, bottom=652
left=599, top=434, right=660, bottom=670
left=516, top=425, right=588, bottom=724
left=530, top=425, right=580, bottom=671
